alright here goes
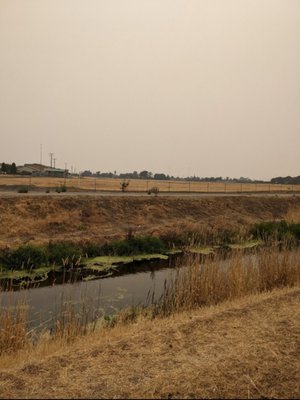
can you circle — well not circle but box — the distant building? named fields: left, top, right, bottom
left=43, top=168, right=67, bottom=177
left=17, top=163, right=68, bottom=177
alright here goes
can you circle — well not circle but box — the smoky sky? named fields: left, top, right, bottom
left=1, top=0, right=299, bottom=179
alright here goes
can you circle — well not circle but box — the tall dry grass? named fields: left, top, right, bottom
left=1, top=246, right=300, bottom=355
left=153, top=246, right=300, bottom=317
left=0, top=305, right=28, bottom=355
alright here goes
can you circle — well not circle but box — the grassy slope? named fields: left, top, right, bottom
left=0, top=286, right=299, bottom=399
left=1, top=195, right=300, bottom=248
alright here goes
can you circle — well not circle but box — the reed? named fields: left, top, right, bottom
left=1, top=245, right=300, bottom=355
left=153, top=246, right=300, bottom=317
left=0, top=304, right=28, bottom=355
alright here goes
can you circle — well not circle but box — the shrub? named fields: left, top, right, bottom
left=148, top=187, right=159, bottom=196
left=250, top=221, right=300, bottom=243
left=0, top=245, right=47, bottom=269
left=101, top=236, right=166, bottom=256
left=120, top=180, right=130, bottom=192
left=18, top=187, right=28, bottom=193
left=47, top=242, right=82, bottom=266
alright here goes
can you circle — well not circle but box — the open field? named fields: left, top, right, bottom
left=1, top=195, right=300, bottom=248
left=0, top=286, right=299, bottom=399
left=0, top=174, right=299, bottom=194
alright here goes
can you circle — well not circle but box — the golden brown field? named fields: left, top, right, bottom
left=0, top=174, right=299, bottom=193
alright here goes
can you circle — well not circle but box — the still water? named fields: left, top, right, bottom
left=0, top=258, right=183, bottom=331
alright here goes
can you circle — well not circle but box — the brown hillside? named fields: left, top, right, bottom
left=0, top=195, right=300, bottom=247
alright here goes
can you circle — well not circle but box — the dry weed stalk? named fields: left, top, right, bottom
left=154, top=247, right=300, bottom=316
left=0, top=305, right=28, bottom=355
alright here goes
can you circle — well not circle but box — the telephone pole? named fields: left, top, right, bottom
left=49, top=153, right=54, bottom=168
left=40, top=144, right=43, bottom=165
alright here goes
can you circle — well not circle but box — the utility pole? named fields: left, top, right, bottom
left=49, top=153, right=54, bottom=168
left=40, top=144, right=43, bottom=165
left=53, top=158, right=56, bottom=168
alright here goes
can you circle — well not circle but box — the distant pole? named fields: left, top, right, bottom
left=64, top=163, right=67, bottom=186
left=49, top=153, right=54, bottom=168
left=53, top=158, right=56, bottom=168
left=40, top=144, right=43, bottom=165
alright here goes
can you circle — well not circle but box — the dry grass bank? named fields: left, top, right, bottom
left=0, top=286, right=299, bottom=399
left=1, top=195, right=300, bottom=248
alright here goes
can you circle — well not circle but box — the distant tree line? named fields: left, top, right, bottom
left=80, top=169, right=265, bottom=183
left=1, top=162, right=17, bottom=174
left=270, top=176, right=300, bottom=185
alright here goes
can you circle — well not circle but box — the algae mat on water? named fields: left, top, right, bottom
left=84, top=254, right=169, bottom=271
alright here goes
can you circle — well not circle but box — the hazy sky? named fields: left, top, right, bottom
left=1, top=0, right=299, bottom=179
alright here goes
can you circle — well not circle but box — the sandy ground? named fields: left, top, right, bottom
left=0, top=286, right=299, bottom=399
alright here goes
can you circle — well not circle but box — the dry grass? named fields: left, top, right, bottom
left=0, top=286, right=299, bottom=398
left=0, top=305, right=27, bottom=355
left=1, top=195, right=300, bottom=248
left=155, top=247, right=300, bottom=317
left=0, top=174, right=299, bottom=193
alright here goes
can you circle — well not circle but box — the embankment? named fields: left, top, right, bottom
left=1, top=195, right=300, bottom=248
left=0, top=286, right=299, bottom=399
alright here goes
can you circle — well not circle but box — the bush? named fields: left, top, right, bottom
left=250, top=221, right=300, bottom=242
left=148, top=187, right=159, bottom=196
left=0, top=245, right=47, bottom=269
left=47, top=242, right=82, bottom=266
left=18, top=187, right=28, bottom=193
left=101, top=236, right=166, bottom=256
left=120, top=180, right=130, bottom=192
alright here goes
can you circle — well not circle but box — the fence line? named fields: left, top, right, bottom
left=0, top=175, right=299, bottom=194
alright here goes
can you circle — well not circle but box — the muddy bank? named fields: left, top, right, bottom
left=0, top=195, right=300, bottom=248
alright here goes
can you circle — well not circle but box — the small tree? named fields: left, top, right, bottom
left=120, top=180, right=130, bottom=192
left=1, top=162, right=7, bottom=173
left=11, top=162, right=17, bottom=174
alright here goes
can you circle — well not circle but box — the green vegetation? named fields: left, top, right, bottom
left=17, top=187, right=28, bottom=193
left=250, top=221, right=300, bottom=242
left=55, top=184, right=67, bottom=193
left=1, top=221, right=299, bottom=278
left=100, top=236, right=166, bottom=256
left=0, top=237, right=167, bottom=272
left=85, top=254, right=169, bottom=271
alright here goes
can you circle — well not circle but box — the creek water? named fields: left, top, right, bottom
left=0, top=256, right=187, bottom=332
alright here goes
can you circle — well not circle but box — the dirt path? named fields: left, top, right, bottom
left=1, top=287, right=299, bottom=399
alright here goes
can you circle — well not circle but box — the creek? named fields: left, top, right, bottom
left=0, top=255, right=187, bottom=332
